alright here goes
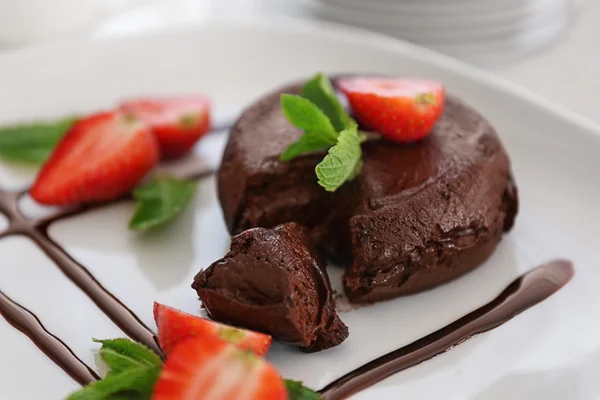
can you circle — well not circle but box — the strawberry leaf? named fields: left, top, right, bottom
left=301, top=73, right=356, bottom=132
left=129, top=177, right=197, bottom=231
left=315, top=126, right=362, bottom=192
left=285, top=380, right=321, bottom=400
left=0, top=117, right=77, bottom=164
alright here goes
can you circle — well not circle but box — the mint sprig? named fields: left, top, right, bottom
left=301, top=73, right=355, bottom=132
left=129, top=177, right=197, bottom=231
left=281, top=94, right=338, bottom=142
left=285, top=380, right=322, bottom=400
left=281, top=74, right=364, bottom=192
left=280, top=94, right=339, bottom=161
left=0, top=117, right=77, bottom=164
left=281, top=130, right=338, bottom=162
left=316, top=127, right=362, bottom=192
left=93, top=338, right=163, bottom=376
left=67, top=338, right=162, bottom=400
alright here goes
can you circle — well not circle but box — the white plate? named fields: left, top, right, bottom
left=315, top=0, right=533, bottom=14
left=289, top=0, right=574, bottom=66
left=0, top=18, right=599, bottom=400
left=299, top=0, right=561, bottom=28
left=309, top=4, right=566, bottom=33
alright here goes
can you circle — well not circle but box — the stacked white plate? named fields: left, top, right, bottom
left=288, top=0, right=577, bottom=66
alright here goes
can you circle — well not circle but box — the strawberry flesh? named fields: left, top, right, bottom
left=30, top=111, right=159, bottom=206
left=153, top=302, right=272, bottom=356
left=151, top=336, right=287, bottom=400
left=120, top=97, right=211, bottom=159
left=338, top=77, right=445, bottom=143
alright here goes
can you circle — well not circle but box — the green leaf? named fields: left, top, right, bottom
left=67, top=338, right=163, bottom=400
left=129, top=177, right=197, bottom=231
left=301, top=73, right=356, bottom=132
left=281, top=94, right=338, bottom=142
left=67, top=365, right=160, bottom=400
left=315, top=127, right=362, bottom=192
left=285, top=380, right=322, bottom=400
left=93, top=338, right=162, bottom=376
left=280, top=131, right=336, bottom=161
left=281, top=74, right=369, bottom=191
left=0, top=117, right=77, bottom=164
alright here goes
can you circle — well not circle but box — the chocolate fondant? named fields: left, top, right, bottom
left=192, top=223, right=348, bottom=352
left=218, top=81, right=519, bottom=303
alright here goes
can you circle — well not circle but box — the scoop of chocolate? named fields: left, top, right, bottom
left=192, top=223, right=348, bottom=352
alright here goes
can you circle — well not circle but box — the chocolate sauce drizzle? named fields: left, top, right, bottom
left=29, top=228, right=161, bottom=354
left=0, top=123, right=574, bottom=398
left=0, top=290, right=99, bottom=385
left=319, top=259, right=574, bottom=400
left=0, top=162, right=215, bottom=382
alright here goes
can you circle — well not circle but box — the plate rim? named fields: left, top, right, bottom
left=0, top=15, right=597, bottom=399
left=0, top=16, right=598, bottom=143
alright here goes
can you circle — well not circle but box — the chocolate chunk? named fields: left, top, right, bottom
left=192, top=223, right=348, bottom=352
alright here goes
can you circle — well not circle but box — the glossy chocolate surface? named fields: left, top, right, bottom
left=193, top=223, right=348, bottom=352
left=218, top=81, right=519, bottom=302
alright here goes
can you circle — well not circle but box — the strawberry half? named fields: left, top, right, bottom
left=30, top=111, right=159, bottom=206
left=338, top=77, right=445, bottom=143
left=120, top=97, right=211, bottom=158
left=152, top=336, right=287, bottom=400
left=153, top=302, right=272, bottom=356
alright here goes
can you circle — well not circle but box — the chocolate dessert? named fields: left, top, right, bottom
left=218, top=80, right=518, bottom=303
left=192, top=223, right=348, bottom=352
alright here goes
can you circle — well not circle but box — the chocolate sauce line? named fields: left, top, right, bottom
left=35, top=198, right=130, bottom=230
left=0, top=290, right=99, bottom=385
left=36, top=168, right=216, bottom=227
left=29, top=228, right=162, bottom=354
left=319, top=259, right=575, bottom=400
left=24, top=167, right=215, bottom=353
left=0, top=190, right=24, bottom=221
left=0, top=158, right=219, bottom=383
left=0, top=228, right=12, bottom=239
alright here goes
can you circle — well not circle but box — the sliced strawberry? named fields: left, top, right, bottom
left=338, top=77, right=445, bottom=143
left=153, top=302, right=272, bottom=356
left=152, top=336, right=287, bottom=400
left=30, top=111, right=159, bottom=206
left=120, top=97, right=211, bottom=158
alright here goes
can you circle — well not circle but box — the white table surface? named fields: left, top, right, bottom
left=1, top=0, right=599, bottom=125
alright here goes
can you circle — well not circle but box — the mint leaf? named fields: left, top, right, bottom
left=281, top=74, right=366, bottom=191
left=67, top=338, right=163, bottom=400
left=281, top=94, right=338, bottom=142
left=280, top=131, right=336, bottom=161
left=93, top=338, right=162, bottom=376
left=280, top=92, right=341, bottom=161
left=67, top=365, right=160, bottom=400
left=285, top=380, right=321, bottom=400
left=315, top=127, right=362, bottom=192
left=129, top=177, right=197, bottom=231
left=0, top=117, right=77, bottom=164
left=301, top=73, right=355, bottom=131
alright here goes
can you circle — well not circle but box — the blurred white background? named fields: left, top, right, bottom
left=0, top=0, right=597, bottom=123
